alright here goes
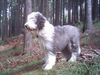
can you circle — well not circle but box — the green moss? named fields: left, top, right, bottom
left=94, top=22, right=100, bottom=29
left=22, top=61, right=100, bottom=75
left=0, top=72, right=8, bottom=75
left=0, top=40, right=5, bottom=45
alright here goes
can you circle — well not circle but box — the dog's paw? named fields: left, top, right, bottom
left=68, top=53, right=77, bottom=62
left=42, top=64, right=53, bottom=70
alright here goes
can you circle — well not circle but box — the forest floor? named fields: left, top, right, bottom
left=0, top=27, right=100, bottom=75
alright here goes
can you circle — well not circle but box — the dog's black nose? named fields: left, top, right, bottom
left=25, top=25, right=29, bottom=29
left=24, top=25, right=33, bottom=31
left=25, top=25, right=27, bottom=28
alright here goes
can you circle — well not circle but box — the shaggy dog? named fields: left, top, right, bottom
left=24, top=12, right=81, bottom=70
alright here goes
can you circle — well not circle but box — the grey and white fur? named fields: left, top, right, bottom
left=24, top=12, right=81, bottom=70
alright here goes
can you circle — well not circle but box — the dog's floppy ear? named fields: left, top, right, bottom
left=36, top=13, right=45, bottom=30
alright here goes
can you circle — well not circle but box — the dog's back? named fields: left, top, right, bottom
left=55, top=25, right=80, bottom=38
left=54, top=25, right=80, bottom=50
left=54, top=25, right=81, bottom=61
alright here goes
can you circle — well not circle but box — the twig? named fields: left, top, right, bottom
left=91, top=50, right=100, bottom=56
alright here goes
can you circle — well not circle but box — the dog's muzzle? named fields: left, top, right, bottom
left=24, top=25, right=38, bottom=38
left=24, top=25, right=37, bottom=31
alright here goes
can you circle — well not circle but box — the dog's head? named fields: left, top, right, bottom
left=25, top=12, right=46, bottom=31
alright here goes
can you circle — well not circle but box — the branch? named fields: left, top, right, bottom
left=91, top=50, right=100, bottom=56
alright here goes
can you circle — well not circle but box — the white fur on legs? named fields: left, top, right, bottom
left=69, top=47, right=81, bottom=62
left=68, top=53, right=77, bottom=62
left=43, top=52, right=56, bottom=70
left=78, top=47, right=81, bottom=55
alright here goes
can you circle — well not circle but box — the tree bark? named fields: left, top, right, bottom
left=86, top=0, right=94, bottom=48
left=92, top=0, right=98, bottom=21
left=24, top=0, right=33, bottom=54
left=68, top=0, right=71, bottom=24
left=86, top=0, right=94, bottom=33
left=55, top=0, right=60, bottom=25
left=2, top=0, right=8, bottom=40
left=99, top=0, right=100, bottom=20
left=25, top=0, right=32, bottom=15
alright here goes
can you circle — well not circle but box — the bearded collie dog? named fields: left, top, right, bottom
left=24, top=12, right=81, bottom=70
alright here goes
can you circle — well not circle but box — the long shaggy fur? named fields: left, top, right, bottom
left=25, top=12, right=81, bottom=70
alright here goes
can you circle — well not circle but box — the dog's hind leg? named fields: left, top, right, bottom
left=42, top=51, right=56, bottom=70
left=69, top=37, right=81, bottom=62
left=62, top=43, right=72, bottom=61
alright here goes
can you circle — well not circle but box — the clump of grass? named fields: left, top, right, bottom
left=0, top=72, right=8, bottom=75
left=0, top=40, right=5, bottom=45
left=58, top=61, right=100, bottom=75
left=75, top=21, right=85, bottom=31
left=23, top=57, right=100, bottom=75
left=94, top=21, right=100, bottom=29
left=58, top=63, right=87, bottom=75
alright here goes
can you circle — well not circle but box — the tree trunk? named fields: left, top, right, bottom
left=86, top=0, right=95, bottom=48
left=2, top=0, right=8, bottom=40
left=24, top=0, right=33, bottom=54
left=80, top=0, right=84, bottom=21
left=99, top=0, right=100, bottom=20
left=92, top=0, right=98, bottom=21
left=74, top=1, right=78, bottom=23
left=25, top=0, right=32, bottom=15
left=55, top=0, right=60, bottom=25
left=86, top=0, right=94, bottom=33
left=68, top=0, right=71, bottom=24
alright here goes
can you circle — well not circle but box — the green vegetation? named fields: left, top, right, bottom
left=75, top=21, right=84, bottom=31
left=23, top=57, right=100, bottom=75
left=0, top=21, right=100, bottom=75
left=0, top=48, right=100, bottom=75
left=0, top=60, right=100, bottom=75
left=94, top=21, right=100, bottom=29
left=76, top=21, right=100, bottom=31
left=0, top=40, right=5, bottom=45
left=0, top=72, right=8, bottom=75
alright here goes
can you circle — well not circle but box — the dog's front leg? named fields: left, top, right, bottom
left=42, top=51, right=56, bottom=70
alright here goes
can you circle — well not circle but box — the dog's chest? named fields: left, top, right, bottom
left=38, top=31, right=54, bottom=51
left=38, top=36, right=53, bottom=51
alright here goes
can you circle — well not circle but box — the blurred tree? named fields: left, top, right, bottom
left=86, top=0, right=94, bottom=33
left=98, top=0, right=100, bottom=20
left=68, top=0, right=71, bottom=24
left=2, top=0, right=9, bottom=40
left=24, top=0, right=33, bottom=54
left=92, top=0, right=99, bottom=21
left=0, top=0, right=100, bottom=40
left=55, top=0, right=61, bottom=25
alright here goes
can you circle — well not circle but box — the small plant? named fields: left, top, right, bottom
left=0, top=40, right=5, bottom=45
left=0, top=72, right=8, bottom=75
left=94, top=21, right=100, bottom=29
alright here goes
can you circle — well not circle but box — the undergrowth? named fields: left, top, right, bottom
left=23, top=57, right=100, bottom=75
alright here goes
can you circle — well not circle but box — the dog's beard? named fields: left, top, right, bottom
left=25, top=27, right=38, bottom=38
left=31, top=30, right=38, bottom=38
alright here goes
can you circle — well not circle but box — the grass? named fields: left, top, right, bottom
left=0, top=72, right=8, bottom=75
left=0, top=23, right=100, bottom=75
left=0, top=46, right=100, bottom=75
left=0, top=50, right=100, bottom=75
left=76, top=21, right=100, bottom=31
left=0, top=40, right=5, bottom=45
left=94, top=21, right=100, bottom=29
left=0, top=60, right=41, bottom=75
left=64, top=56, right=100, bottom=75
left=58, top=63, right=87, bottom=75
left=22, top=57, right=100, bottom=75
left=0, top=46, right=23, bottom=59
